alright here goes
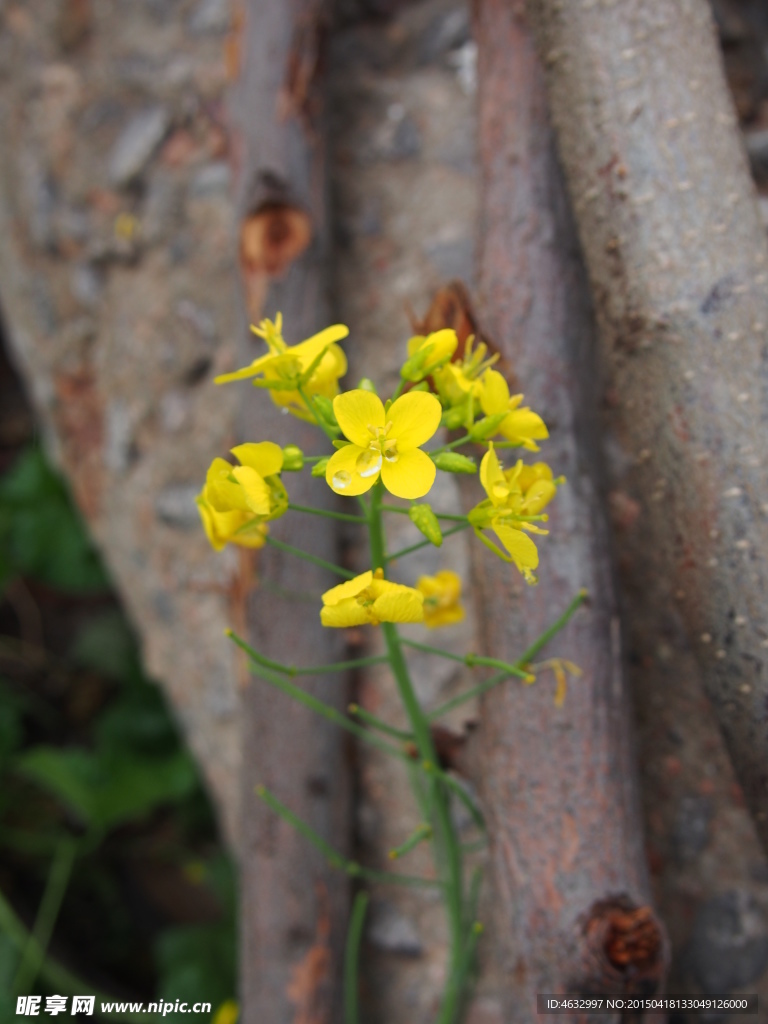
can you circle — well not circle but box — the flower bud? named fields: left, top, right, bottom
left=408, top=503, right=443, bottom=547
left=312, top=394, right=338, bottom=431
left=469, top=413, right=508, bottom=441
left=281, top=445, right=304, bottom=471
left=311, top=457, right=330, bottom=477
left=433, top=452, right=477, bottom=475
left=357, top=377, right=377, bottom=394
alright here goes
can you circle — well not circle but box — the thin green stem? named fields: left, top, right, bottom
left=401, top=637, right=532, bottom=682
left=227, top=630, right=387, bottom=678
left=233, top=650, right=410, bottom=765
left=387, top=522, right=470, bottom=562
left=344, top=892, right=369, bottom=1024
left=380, top=504, right=468, bottom=523
left=348, top=704, right=413, bottom=742
left=0, top=885, right=141, bottom=1023
left=429, top=433, right=472, bottom=457
left=388, top=823, right=432, bottom=861
left=288, top=502, right=367, bottom=523
left=438, top=773, right=485, bottom=833
left=255, top=786, right=440, bottom=889
left=367, top=482, right=465, bottom=1022
left=265, top=535, right=356, bottom=579
left=14, top=838, right=76, bottom=994
left=428, top=589, right=588, bottom=720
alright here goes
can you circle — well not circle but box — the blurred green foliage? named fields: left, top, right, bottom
left=0, top=445, right=237, bottom=1023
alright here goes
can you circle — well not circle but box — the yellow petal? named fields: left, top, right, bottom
left=325, top=445, right=379, bottom=496
left=293, top=324, right=349, bottom=361
left=321, top=571, right=373, bottom=607
left=334, top=390, right=385, bottom=446
left=321, top=598, right=372, bottom=628
left=214, top=352, right=272, bottom=384
left=380, top=448, right=436, bottom=500
left=231, top=441, right=284, bottom=477
left=479, top=445, right=508, bottom=506
left=523, top=478, right=556, bottom=514
left=499, top=408, right=549, bottom=445
left=371, top=586, right=425, bottom=624
left=480, top=368, right=510, bottom=415
left=231, top=466, right=272, bottom=515
left=492, top=523, right=539, bottom=574
left=387, top=391, right=442, bottom=449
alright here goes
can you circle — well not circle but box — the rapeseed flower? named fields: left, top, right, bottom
left=214, top=314, right=348, bottom=422
left=197, top=441, right=287, bottom=551
left=326, top=389, right=442, bottom=499
left=431, top=335, right=499, bottom=428
left=469, top=444, right=561, bottom=583
left=402, top=329, right=458, bottom=382
left=320, top=569, right=424, bottom=627
left=479, top=369, right=548, bottom=451
left=417, top=570, right=465, bottom=628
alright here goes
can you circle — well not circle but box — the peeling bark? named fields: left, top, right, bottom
left=527, top=0, right=768, bottom=855
left=229, top=3, right=349, bottom=1021
left=469, top=0, right=667, bottom=1016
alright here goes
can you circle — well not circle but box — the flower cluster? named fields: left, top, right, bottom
left=199, top=317, right=563, bottom=623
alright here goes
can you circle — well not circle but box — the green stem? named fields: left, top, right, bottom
left=401, top=637, right=532, bottom=682
left=344, top=892, right=369, bottom=1024
left=367, top=482, right=465, bottom=1023
left=0, top=886, right=141, bottom=1023
left=387, top=522, right=470, bottom=562
left=255, top=786, right=440, bottom=889
left=227, top=630, right=388, bottom=677
left=428, top=589, right=588, bottom=720
left=235, top=654, right=410, bottom=764
left=14, top=838, right=76, bottom=994
left=429, top=433, right=472, bottom=457
left=288, top=502, right=367, bottom=523
left=380, top=504, right=468, bottom=522
left=388, top=823, right=432, bottom=861
left=347, top=704, right=413, bottom=742
left=265, top=535, right=355, bottom=579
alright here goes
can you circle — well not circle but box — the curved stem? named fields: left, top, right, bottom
left=344, top=893, right=369, bottom=1024
left=387, top=522, right=470, bottom=562
left=288, top=502, right=367, bottom=523
left=264, top=535, right=355, bottom=579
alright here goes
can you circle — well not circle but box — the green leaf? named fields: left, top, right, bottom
left=155, top=923, right=236, bottom=1021
left=0, top=446, right=109, bottom=593
left=69, top=612, right=138, bottom=683
left=15, top=747, right=99, bottom=826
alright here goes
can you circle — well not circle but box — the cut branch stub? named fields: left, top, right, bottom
left=240, top=202, right=312, bottom=276
left=578, top=897, right=668, bottom=996
left=239, top=201, right=312, bottom=320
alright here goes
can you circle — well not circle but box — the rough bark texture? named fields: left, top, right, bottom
left=526, top=0, right=768, bottom=855
left=470, top=0, right=667, bottom=1017
left=230, top=3, right=350, bottom=1022
left=0, top=0, right=243, bottom=845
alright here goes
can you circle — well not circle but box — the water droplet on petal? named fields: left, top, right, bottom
left=333, top=470, right=352, bottom=489
left=356, top=449, right=382, bottom=479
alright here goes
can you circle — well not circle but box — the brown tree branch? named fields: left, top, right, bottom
left=526, top=0, right=768, bottom=855
left=467, top=0, right=667, bottom=1015
left=228, top=2, right=349, bottom=1021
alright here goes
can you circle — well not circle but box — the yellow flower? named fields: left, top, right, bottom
left=431, top=335, right=499, bottom=428
left=212, top=1001, right=239, bottom=1024
left=469, top=444, right=561, bottom=583
left=479, top=369, right=549, bottom=451
left=325, top=389, right=442, bottom=499
left=320, top=569, right=425, bottom=627
left=403, top=329, right=458, bottom=381
left=214, top=313, right=349, bottom=422
left=417, top=570, right=465, bottom=628
left=197, top=441, right=287, bottom=551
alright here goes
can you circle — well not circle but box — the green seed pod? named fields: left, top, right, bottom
left=408, top=503, right=443, bottom=547
left=311, top=457, right=330, bottom=477
left=433, top=452, right=477, bottom=475
left=281, top=445, right=304, bottom=471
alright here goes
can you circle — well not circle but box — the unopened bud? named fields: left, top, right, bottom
left=408, top=503, right=443, bottom=547
left=433, top=452, right=477, bottom=475
left=311, top=457, right=330, bottom=477
left=282, top=445, right=304, bottom=471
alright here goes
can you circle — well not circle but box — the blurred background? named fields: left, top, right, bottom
left=1, top=0, right=768, bottom=1021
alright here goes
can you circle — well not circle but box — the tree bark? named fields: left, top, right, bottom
left=526, top=0, right=768, bottom=855
left=469, top=0, right=667, bottom=1016
left=229, top=3, right=350, bottom=1022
